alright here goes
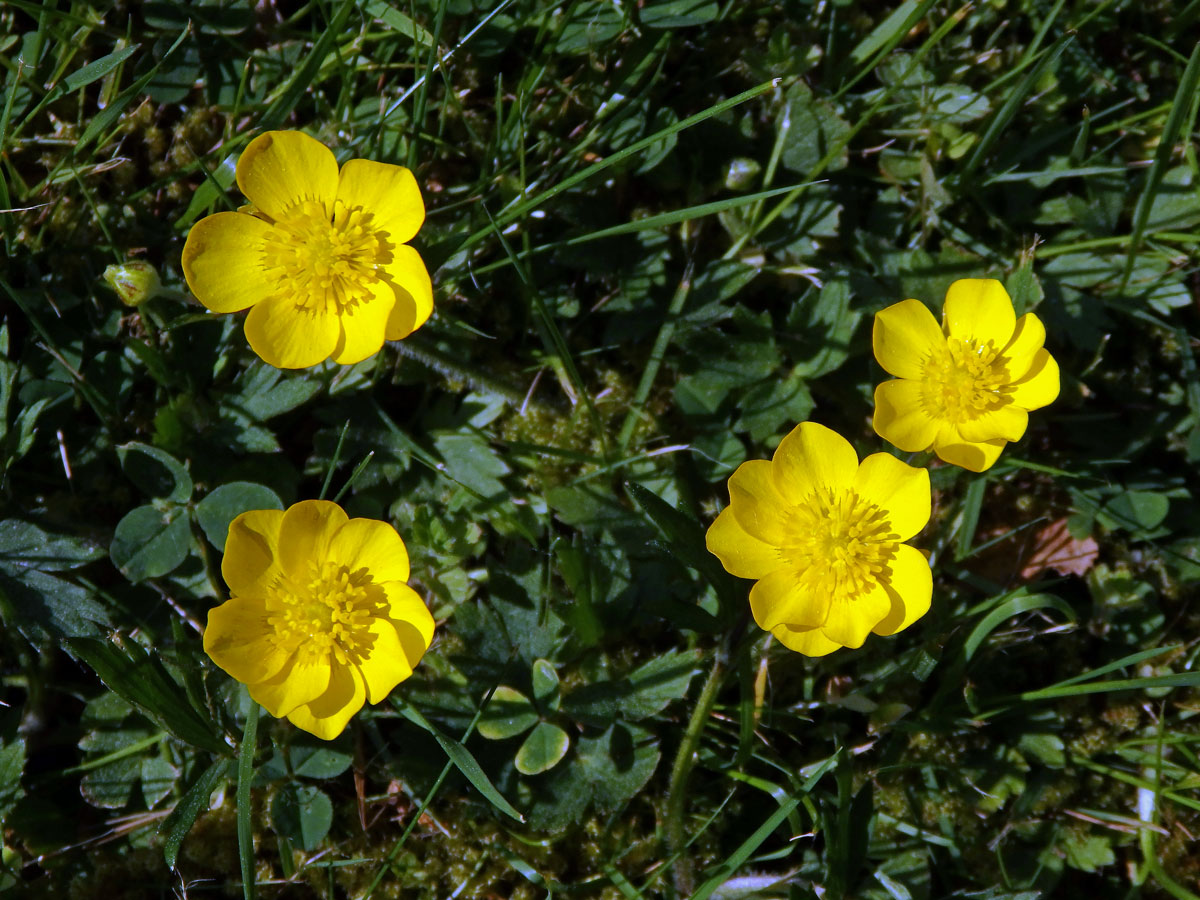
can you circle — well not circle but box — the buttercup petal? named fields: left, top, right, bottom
left=276, top=500, right=348, bottom=581
left=331, top=280, right=394, bottom=365
left=355, top=619, right=416, bottom=704
left=327, top=517, right=410, bottom=584
left=203, top=597, right=291, bottom=685
left=236, top=131, right=339, bottom=221
left=727, top=459, right=791, bottom=545
left=957, top=403, right=1028, bottom=443
left=998, top=313, right=1047, bottom=379
left=244, top=293, right=341, bottom=369
left=749, top=568, right=830, bottom=632
left=381, top=245, right=434, bottom=340
left=705, top=506, right=783, bottom=580
left=250, top=655, right=332, bottom=718
left=943, top=279, right=1017, bottom=347
left=772, top=422, right=858, bottom=505
left=182, top=212, right=275, bottom=313
left=286, top=663, right=365, bottom=740
left=772, top=624, right=843, bottom=657
left=381, top=583, right=435, bottom=657
left=853, top=453, right=931, bottom=543
left=873, top=380, right=939, bottom=452
left=933, top=432, right=1006, bottom=472
left=1005, top=349, right=1060, bottom=411
left=336, top=159, right=425, bottom=246
left=221, top=509, right=285, bottom=599
left=820, top=585, right=892, bottom=648
left=872, top=545, right=932, bottom=636
left=873, top=299, right=944, bottom=380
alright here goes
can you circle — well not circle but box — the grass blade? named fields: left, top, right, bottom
left=237, top=703, right=260, bottom=900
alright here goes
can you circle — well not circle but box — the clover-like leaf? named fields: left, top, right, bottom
left=477, top=686, right=538, bottom=740
left=515, top=722, right=571, bottom=776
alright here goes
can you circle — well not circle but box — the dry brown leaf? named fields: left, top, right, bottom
left=1020, top=518, right=1099, bottom=579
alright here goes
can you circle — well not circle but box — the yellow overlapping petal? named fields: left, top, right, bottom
left=221, top=509, right=284, bottom=599
left=382, top=245, right=434, bottom=340
left=872, top=545, right=933, bottom=636
left=204, top=597, right=291, bottom=685
left=873, top=380, right=938, bottom=452
left=285, top=663, right=366, bottom=741
left=704, top=506, right=782, bottom=580
left=772, top=422, right=858, bottom=505
left=182, top=212, right=275, bottom=313
left=237, top=131, right=338, bottom=221
left=336, top=159, right=425, bottom=245
left=943, top=278, right=1016, bottom=346
left=749, top=568, right=830, bottom=632
left=244, top=292, right=341, bottom=368
left=327, top=517, right=411, bottom=585
left=853, top=453, right=930, bottom=542
left=873, top=299, right=944, bottom=380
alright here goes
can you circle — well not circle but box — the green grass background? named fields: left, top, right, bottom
left=2, top=0, right=1200, bottom=897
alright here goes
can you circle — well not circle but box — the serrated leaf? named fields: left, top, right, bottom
left=110, top=505, right=192, bottom=582
left=0, top=567, right=110, bottom=641
left=516, top=722, right=571, bottom=775
left=626, top=483, right=742, bottom=619
left=270, top=783, right=332, bottom=852
left=68, top=637, right=229, bottom=755
left=161, top=758, right=231, bottom=868
left=117, top=442, right=193, bottom=502
left=194, top=482, right=284, bottom=551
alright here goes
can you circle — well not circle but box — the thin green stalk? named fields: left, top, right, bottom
left=665, top=651, right=727, bottom=897
left=393, top=333, right=530, bottom=406
left=237, top=703, right=260, bottom=900
left=617, top=262, right=693, bottom=451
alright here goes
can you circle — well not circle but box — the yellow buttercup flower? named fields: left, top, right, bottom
left=204, top=500, right=435, bottom=740
left=872, top=278, right=1059, bottom=472
left=706, top=422, right=932, bottom=657
left=182, top=131, right=432, bottom=369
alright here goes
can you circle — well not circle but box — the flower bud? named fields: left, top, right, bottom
left=103, top=261, right=162, bottom=307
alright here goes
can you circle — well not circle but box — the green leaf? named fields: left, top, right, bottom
left=1061, top=830, right=1115, bottom=873
left=477, top=686, right=539, bottom=740
left=161, top=758, right=232, bottom=868
left=110, top=505, right=192, bottom=582
left=0, top=519, right=104, bottom=572
left=194, top=482, right=284, bottom=551
left=80, top=756, right=140, bottom=810
left=270, top=783, right=332, bottom=852
left=626, top=482, right=742, bottom=619
left=141, top=756, right=179, bottom=809
left=68, top=637, right=229, bottom=755
left=640, top=0, right=718, bottom=28
left=117, top=442, right=193, bottom=502
left=515, top=722, right=571, bottom=776
left=531, top=659, right=560, bottom=710
left=964, top=592, right=1076, bottom=662
left=397, top=702, right=524, bottom=821
left=566, top=648, right=703, bottom=725
left=1100, top=491, right=1170, bottom=534
left=433, top=431, right=510, bottom=497
left=361, top=0, right=436, bottom=47
left=0, top=739, right=26, bottom=821
left=780, top=82, right=851, bottom=175
left=290, top=737, right=353, bottom=780
left=0, top=568, right=111, bottom=641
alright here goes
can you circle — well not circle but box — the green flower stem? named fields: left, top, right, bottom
left=393, top=334, right=531, bottom=407
left=237, top=703, right=260, bottom=900
left=665, top=649, right=728, bottom=897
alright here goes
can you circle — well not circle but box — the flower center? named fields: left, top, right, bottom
left=921, top=337, right=1008, bottom=423
left=266, top=560, right=383, bottom=664
left=260, top=200, right=390, bottom=314
left=783, top=489, right=897, bottom=600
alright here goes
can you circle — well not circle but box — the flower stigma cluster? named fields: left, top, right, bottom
left=204, top=500, right=435, bottom=740
left=872, top=278, right=1059, bottom=472
left=706, top=422, right=932, bottom=657
left=182, top=130, right=432, bottom=369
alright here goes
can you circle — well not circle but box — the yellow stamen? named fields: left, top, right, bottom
left=921, top=337, right=1008, bottom=423
left=782, top=489, right=898, bottom=600
left=260, top=200, right=391, bottom=314
left=265, top=560, right=384, bottom=664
